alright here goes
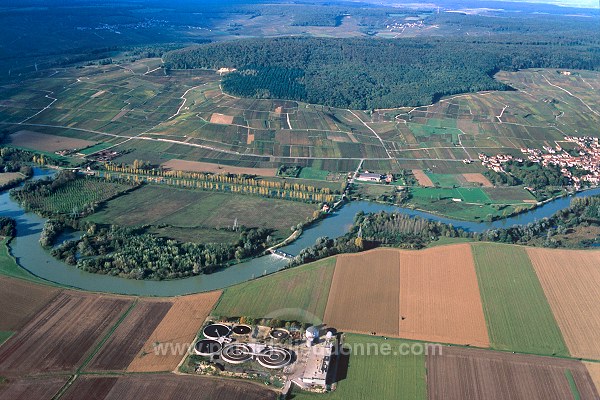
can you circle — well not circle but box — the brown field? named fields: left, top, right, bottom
left=86, top=301, right=172, bottom=372
left=0, top=292, right=131, bottom=376
left=61, top=374, right=275, bottom=400
left=247, top=131, right=255, bottom=144
left=586, top=362, right=600, bottom=394
left=427, top=347, right=599, bottom=400
left=111, top=109, right=129, bottom=121
left=91, top=90, right=106, bottom=98
left=0, top=377, right=67, bottom=400
left=527, top=248, right=600, bottom=360
left=9, top=130, right=95, bottom=152
left=161, top=159, right=277, bottom=177
left=412, top=169, right=434, bottom=187
left=0, top=172, right=23, bottom=186
left=399, top=244, right=489, bottom=347
left=0, top=277, right=60, bottom=331
left=462, top=173, right=493, bottom=187
left=127, top=291, right=222, bottom=372
left=210, top=113, right=234, bottom=124
left=324, top=249, right=400, bottom=336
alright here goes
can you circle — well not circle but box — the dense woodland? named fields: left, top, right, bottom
left=52, top=224, right=272, bottom=280
left=0, top=217, right=16, bottom=238
left=164, top=32, right=600, bottom=108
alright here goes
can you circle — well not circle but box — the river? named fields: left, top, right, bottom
left=1, top=169, right=599, bottom=296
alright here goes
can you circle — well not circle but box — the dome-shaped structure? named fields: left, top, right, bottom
left=305, top=326, right=319, bottom=339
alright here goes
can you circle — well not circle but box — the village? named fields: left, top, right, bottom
left=478, top=135, right=600, bottom=189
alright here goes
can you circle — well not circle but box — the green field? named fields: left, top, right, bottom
left=212, top=257, right=336, bottom=323
left=88, top=185, right=318, bottom=240
left=19, top=177, right=133, bottom=215
left=78, top=142, right=111, bottom=155
left=0, top=331, right=13, bottom=346
left=471, top=243, right=568, bottom=356
left=291, top=334, right=426, bottom=400
left=298, top=167, right=330, bottom=180
left=425, top=173, right=461, bottom=187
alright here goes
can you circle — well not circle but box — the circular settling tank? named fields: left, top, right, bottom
left=221, top=343, right=253, bottom=364
left=256, top=347, right=293, bottom=369
left=269, top=328, right=290, bottom=340
left=232, top=324, right=252, bottom=335
left=203, top=323, right=231, bottom=339
left=194, top=339, right=223, bottom=356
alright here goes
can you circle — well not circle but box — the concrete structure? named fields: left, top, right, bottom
left=355, top=172, right=384, bottom=182
left=301, top=344, right=332, bottom=386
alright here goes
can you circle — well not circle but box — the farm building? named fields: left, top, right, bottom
left=356, top=173, right=384, bottom=182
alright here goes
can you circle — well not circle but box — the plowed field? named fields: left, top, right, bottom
left=87, top=301, right=172, bottom=371
left=127, top=291, right=221, bottom=372
left=412, top=169, right=434, bottom=186
left=324, top=249, right=400, bottom=336
left=0, top=277, right=60, bottom=331
left=427, top=347, right=599, bottom=400
left=60, top=374, right=276, bottom=400
left=0, top=292, right=131, bottom=376
left=399, top=244, right=489, bottom=347
left=462, top=173, right=493, bottom=187
left=0, top=377, right=67, bottom=400
left=527, top=248, right=600, bottom=360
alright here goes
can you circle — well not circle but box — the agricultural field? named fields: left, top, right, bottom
left=462, top=173, right=493, bottom=187
left=398, top=244, right=489, bottom=347
left=527, top=248, right=600, bottom=360
left=412, top=169, right=433, bottom=187
left=86, top=301, right=173, bottom=372
left=60, top=374, right=275, bottom=400
left=88, top=185, right=318, bottom=240
left=324, top=249, right=401, bottom=336
left=8, top=130, right=96, bottom=152
left=0, top=292, right=131, bottom=376
left=162, top=159, right=277, bottom=177
left=0, top=173, right=23, bottom=187
left=127, top=291, right=221, bottom=373
left=427, top=347, right=599, bottom=400
left=471, top=243, right=568, bottom=356
left=0, top=376, right=67, bottom=400
left=213, top=258, right=335, bottom=323
left=407, top=187, right=518, bottom=221
left=324, top=246, right=489, bottom=346
left=0, top=276, right=60, bottom=331
left=20, top=177, right=134, bottom=215
left=586, top=362, right=600, bottom=394
left=292, top=334, right=426, bottom=400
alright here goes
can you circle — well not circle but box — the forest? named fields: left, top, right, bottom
left=164, top=32, right=600, bottom=108
left=52, top=224, right=273, bottom=280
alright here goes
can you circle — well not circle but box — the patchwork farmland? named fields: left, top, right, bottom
left=3, top=64, right=600, bottom=175
left=324, top=246, right=489, bottom=346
